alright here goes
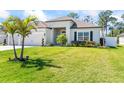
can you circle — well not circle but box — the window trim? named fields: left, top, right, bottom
left=77, top=31, right=90, bottom=41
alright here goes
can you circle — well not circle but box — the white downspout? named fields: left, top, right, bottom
left=51, top=28, right=54, bottom=44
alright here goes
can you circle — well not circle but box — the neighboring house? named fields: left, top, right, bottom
left=8, top=16, right=103, bottom=46
left=119, top=33, right=124, bottom=44
left=0, top=30, right=7, bottom=44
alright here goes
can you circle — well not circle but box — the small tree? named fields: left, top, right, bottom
left=83, top=15, right=94, bottom=24
left=56, top=34, right=67, bottom=46
left=67, top=12, right=79, bottom=19
left=98, top=10, right=117, bottom=36
left=2, top=16, right=18, bottom=60
left=15, top=16, right=37, bottom=61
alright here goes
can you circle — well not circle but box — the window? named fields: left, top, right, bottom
left=84, top=32, right=89, bottom=41
left=77, top=32, right=89, bottom=41
left=78, top=32, right=83, bottom=41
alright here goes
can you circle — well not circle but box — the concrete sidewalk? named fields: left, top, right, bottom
left=0, top=46, right=32, bottom=51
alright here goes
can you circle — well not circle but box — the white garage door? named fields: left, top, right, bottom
left=24, top=32, right=45, bottom=46
left=119, top=37, right=124, bottom=45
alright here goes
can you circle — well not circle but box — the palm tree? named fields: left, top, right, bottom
left=15, top=16, right=37, bottom=61
left=1, top=16, right=18, bottom=60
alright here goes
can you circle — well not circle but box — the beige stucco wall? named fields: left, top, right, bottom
left=47, top=21, right=73, bottom=28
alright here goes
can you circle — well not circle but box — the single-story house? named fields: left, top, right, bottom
left=7, top=16, right=103, bottom=46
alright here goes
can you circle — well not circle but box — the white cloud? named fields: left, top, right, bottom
left=112, top=15, right=123, bottom=22
left=82, top=10, right=100, bottom=17
left=0, top=10, right=10, bottom=19
left=24, top=10, right=47, bottom=21
left=112, top=11, right=124, bottom=22
left=67, top=10, right=80, bottom=13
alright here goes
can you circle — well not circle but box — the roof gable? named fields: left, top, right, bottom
left=71, top=20, right=99, bottom=28
left=46, top=16, right=73, bottom=22
left=36, top=21, right=48, bottom=28
left=37, top=16, right=101, bottom=28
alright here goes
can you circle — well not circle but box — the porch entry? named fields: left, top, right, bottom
left=53, top=28, right=66, bottom=44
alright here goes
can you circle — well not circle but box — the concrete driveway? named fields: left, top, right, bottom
left=0, top=46, right=32, bottom=51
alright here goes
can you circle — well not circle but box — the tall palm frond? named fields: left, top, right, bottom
left=15, top=16, right=38, bottom=60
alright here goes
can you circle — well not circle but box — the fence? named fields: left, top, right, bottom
left=105, top=37, right=117, bottom=47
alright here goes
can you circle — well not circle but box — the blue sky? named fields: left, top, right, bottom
left=0, top=10, right=123, bottom=23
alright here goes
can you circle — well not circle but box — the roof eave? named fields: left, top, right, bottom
left=37, top=27, right=52, bottom=29
left=45, top=19, right=74, bottom=23
left=71, top=26, right=102, bottom=29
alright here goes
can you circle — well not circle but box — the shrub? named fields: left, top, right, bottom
left=3, top=39, right=7, bottom=46
left=71, top=41, right=80, bottom=47
left=47, top=43, right=54, bottom=46
left=71, top=41, right=97, bottom=47
left=85, top=41, right=96, bottom=47
left=56, top=34, right=67, bottom=46
left=71, top=41, right=86, bottom=47
left=80, top=41, right=87, bottom=46
left=66, top=44, right=72, bottom=47
left=94, top=43, right=101, bottom=47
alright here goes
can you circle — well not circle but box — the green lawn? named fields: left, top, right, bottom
left=0, top=46, right=124, bottom=82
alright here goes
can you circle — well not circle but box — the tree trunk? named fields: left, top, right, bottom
left=12, top=34, right=18, bottom=60
left=20, top=36, right=25, bottom=61
left=105, top=19, right=108, bottom=36
left=102, top=27, right=105, bottom=46
left=112, top=30, right=113, bottom=37
left=105, top=24, right=107, bottom=36
left=106, top=28, right=107, bottom=36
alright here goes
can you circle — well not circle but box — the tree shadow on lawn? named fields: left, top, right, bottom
left=108, top=46, right=118, bottom=49
left=22, top=58, right=62, bottom=70
left=98, top=46, right=118, bottom=50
